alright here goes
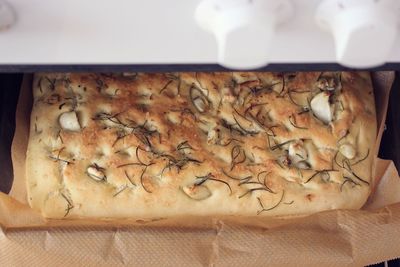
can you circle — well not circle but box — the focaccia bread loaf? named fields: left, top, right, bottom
left=26, top=72, right=376, bottom=219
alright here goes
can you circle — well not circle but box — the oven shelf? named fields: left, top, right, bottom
left=1, top=63, right=400, bottom=73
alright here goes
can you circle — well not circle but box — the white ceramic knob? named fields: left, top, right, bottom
left=195, top=0, right=293, bottom=69
left=316, top=0, right=400, bottom=68
left=0, top=1, right=16, bottom=31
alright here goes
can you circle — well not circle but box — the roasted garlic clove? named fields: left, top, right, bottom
left=221, top=87, right=235, bottom=104
left=207, top=128, right=219, bottom=145
left=320, top=171, right=331, bottom=182
left=339, top=144, right=356, bottom=159
left=59, top=111, right=81, bottom=131
left=182, top=185, right=211, bottom=200
left=190, top=87, right=210, bottom=113
left=193, top=97, right=207, bottom=113
left=296, top=160, right=311, bottom=170
left=310, top=92, right=333, bottom=124
left=122, top=72, right=138, bottom=77
left=87, top=165, right=106, bottom=181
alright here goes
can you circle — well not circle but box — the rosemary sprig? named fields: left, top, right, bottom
left=334, top=150, right=343, bottom=168
left=283, top=200, right=294, bottom=205
left=49, top=147, right=73, bottom=165
left=56, top=130, right=64, bottom=144
left=350, top=149, right=370, bottom=166
left=221, top=169, right=252, bottom=182
left=342, top=160, right=369, bottom=185
left=239, top=187, right=273, bottom=198
left=340, top=176, right=360, bottom=192
left=112, top=130, right=128, bottom=147
left=269, top=139, right=294, bottom=151
left=230, top=145, right=246, bottom=170
left=257, top=171, right=271, bottom=185
left=124, top=170, right=136, bottom=186
left=45, top=93, right=61, bottom=105
left=61, top=193, right=73, bottom=217
left=113, top=185, right=128, bottom=197
left=275, top=159, right=285, bottom=169
left=159, top=80, right=174, bottom=94
left=287, top=88, right=311, bottom=107
left=136, top=146, right=152, bottom=166
left=117, top=161, right=153, bottom=168
left=297, top=107, right=310, bottom=115
left=250, top=81, right=281, bottom=96
left=333, top=149, right=370, bottom=185
left=265, top=126, right=277, bottom=137
left=239, top=107, right=271, bottom=135
left=222, top=169, right=275, bottom=198
left=304, top=170, right=338, bottom=184
left=217, top=138, right=244, bottom=147
left=316, top=72, right=325, bottom=82
left=93, top=111, right=125, bottom=125
left=177, top=140, right=194, bottom=152
left=132, top=127, right=156, bottom=149
left=288, top=115, right=308, bottom=130
left=232, top=114, right=259, bottom=135
left=334, top=148, right=369, bottom=167
left=160, top=153, right=202, bottom=175
left=167, top=157, right=202, bottom=172
left=59, top=103, right=66, bottom=110
left=220, top=119, right=240, bottom=136
left=239, top=171, right=275, bottom=197
left=140, top=165, right=153, bottom=193
left=257, top=190, right=285, bottom=215
left=233, top=107, right=252, bottom=123
left=243, top=102, right=269, bottom=117
left=240, top=91, right=255, bottom=107
left=194, top=173, right=232, bottom=194
left=114, top=145, right=134, bottom=155
left=105, top=119, right=156, bottom=149
left=164, top=73, right=181, bottom=95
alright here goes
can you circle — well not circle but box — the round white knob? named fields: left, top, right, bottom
left=195, top=0, right=293, bottom=69
left=316, top=0, right=400, bottom=68
left=0, top=1, right=16, bottom=31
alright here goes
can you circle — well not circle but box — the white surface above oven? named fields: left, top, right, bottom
left=0, top=0, right=399, bottom=69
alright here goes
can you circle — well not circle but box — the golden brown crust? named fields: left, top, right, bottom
left=26, top=72, right=376, bottom=219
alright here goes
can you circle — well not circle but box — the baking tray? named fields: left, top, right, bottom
left=0, top=71, right=399, bottom=267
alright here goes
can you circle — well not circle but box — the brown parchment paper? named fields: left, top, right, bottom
left=1, top=72, right=399, bottom=266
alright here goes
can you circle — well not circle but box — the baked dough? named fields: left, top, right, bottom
left=26, top=72, right=376, bottom=219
